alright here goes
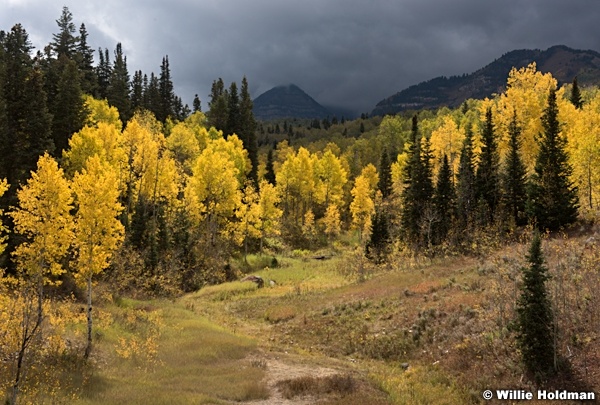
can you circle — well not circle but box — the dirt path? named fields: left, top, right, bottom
left=244, top=352, right=344, bottom=405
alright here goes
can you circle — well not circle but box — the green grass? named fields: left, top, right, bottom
left=73, top=301, right=269, bottom=404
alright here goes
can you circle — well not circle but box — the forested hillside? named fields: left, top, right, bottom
left=1, top=7, right=600, bottom=405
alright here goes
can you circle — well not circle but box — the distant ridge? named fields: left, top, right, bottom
left=253, top=84, right=332, bottom=120
left=372, top=45, right=600, bottom=116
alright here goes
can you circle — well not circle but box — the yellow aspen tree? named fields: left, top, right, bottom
left=235, top=183, right=261, bottom=261
left=71, top=155, right=124, bottom=359
left=429, top=115, right=464, bottom=175
left=491, top=63, right=567, bottom=171
left=321, top=204, right=342, bottom=240
left=0, top=179, right=7, bottom=256
left=83, top=95, right=122, bottom=130
left=166, top=121, right=201, bottom=172
left=256, top=180, right=282, bottom=253
left=350, top=174, right=376, bottom=243
left=186, top=144, right=241, bottom=245
left=62, top=122, right=127, bottom=177
left=316, top=149, right=348, bottom=208
left=10, top=153, right=73, bottom=321
left=9, top=154, right=73, bottom=402
left=565, top=94, right=600, bottom=211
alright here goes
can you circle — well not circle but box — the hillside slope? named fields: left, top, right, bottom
left=253, top=84, right=332, bottom=120
left=372, top=45, right=600, bottom=115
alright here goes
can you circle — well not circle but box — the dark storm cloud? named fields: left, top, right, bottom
left=2, top=0, right=599, bottom=113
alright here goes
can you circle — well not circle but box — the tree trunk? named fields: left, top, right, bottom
left=84, top=274, right=93, bottom=360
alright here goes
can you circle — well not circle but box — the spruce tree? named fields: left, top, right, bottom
left=51, top=56, right=86, bottom=155
left=51, top=6, right=77, bottom=59
left=265, top=148, right=276, bottom=185
left=226, top=81, right=240, bottom=136
left=502, top=110, right=528, bottom=226
left=475, top=107, right=500, bottom=225
left=378, top=149, right=392, bottom=198
left=158, top=56, right=174, bottom=122
left=433, top=154, right=455, bottom=243
left=401, top=115, right=433, bottom=247
left=96, top=48, right=111, bottom=99
left=456, top=123, right=476, bottom=230
left=130, top=70, right=144, bottom=112
left=207, top=78, right=228, bottom=131
left=365, top=209, right=390, bottom=263
left=527, top=88, right=578, bottom=230
left=570, top=76, right=583, bottom=110
left=239, top=76, right=258, bottom=184
left=516, top=231, right=556, bottom=378
left=193, top=94, right=201, bottom=112
left=76, top=23, right=96, bottom=95
left=107, top=43, right=131, bottom=122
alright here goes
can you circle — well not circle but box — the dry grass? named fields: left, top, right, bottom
left=276, top=374, right=355, bottom=399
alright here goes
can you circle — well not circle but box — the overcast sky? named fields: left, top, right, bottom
left=2, top=0, right=599, bottom=114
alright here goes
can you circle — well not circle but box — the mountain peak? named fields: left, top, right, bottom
left=253, top=84, right=331, bottom=120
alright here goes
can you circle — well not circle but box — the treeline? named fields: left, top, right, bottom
left=0, top=7, right=188, bottom=204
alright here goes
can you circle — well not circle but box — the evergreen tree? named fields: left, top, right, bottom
left=0, top=25, right=53, bottom=191
left=365, top=209, right=390, bottom=263
left=76, top=23, right=96, bottom=95
left=456, top=123, right=476, bottom=230
left=475, top=107, right=500, bottom=225
left=144, top=72, right=161, bottom=115
left=401, top=115, right=433, bottom=246
left=96, top=48, right=111, bottom=99
left=239, top=76, right=258, bottom=184
left=265, top=148, right=276, bottom=185
left=207, top=78, right=228, bottom=131
left=433, top=154, right=455, bottom=243
left=51, top=6, right=77, bottom=59
left=502, top=110, right=528, bottom=226
left=51, top=55, right=86, bottom=155
left=527, top=88, right=578, bottom=230
left=130, top=70, right=144, bottom=112
left=570, top=76, right=583, bottom=110
left=377, top=149, right=392, bottom=198
left=158, top=56, right=174, bottom=122
left=516, top=231, right=556, bottom=378
left=107, top=43, right=131, bottom=123
left=193, top=94, right=201, bottom=112
left=226, top=81, right=240, bottom=137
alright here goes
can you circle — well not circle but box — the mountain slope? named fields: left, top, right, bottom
left=372, top=45, right=600, bottom=116
left=253, top=84, right=331, bottom=120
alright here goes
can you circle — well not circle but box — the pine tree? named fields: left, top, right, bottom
left=475, top=107, right=500, bottom=225
left=570, top=76, right=583, bottom=110
left=51, top=6, right=77, bottom=59
left=227, top=81, right=240, bottom=136
left=239, top=76, right=258, bottom=184
left=265, top=148, right=276, bottom=185
left=516, top=231, right=556, bottom=378
left=456, top=123, right=476, bottom=230
left=193, top=94, right=201, bottom=112
left=365, top=209, right=390, bottom=263
left=130, top=70, right=144, bottom=112
left=401, top=115, right=433, bottom=246
left=51, top=56, right=86, bottom=155
left=207, top=78, right=228, bottom=131
left=107, top=43, right=131, bottom=123
left=158, top=56, right=174, bottom=122
left=527, top=88, right=578, bottom=230
left=378, top=149, right=392, bottom=198
left=0, top=25, right=53, bottom=190
left=76, top=23, right=96, bottom=95
left=502, top=110, right=528, bottom=226
left=433, top=154, right=455, bottom=243
left=96, top=48, right=111, bottom=99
